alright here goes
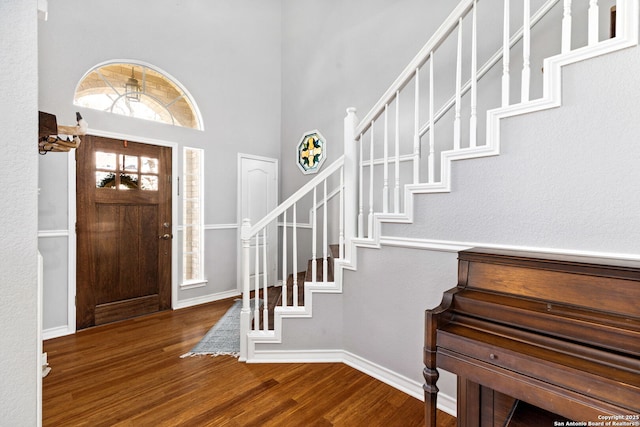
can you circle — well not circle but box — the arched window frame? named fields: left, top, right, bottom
left=73, top=60, right=204, bottom=131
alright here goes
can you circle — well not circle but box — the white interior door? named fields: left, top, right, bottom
left=238, top=154, right=278, bottom=291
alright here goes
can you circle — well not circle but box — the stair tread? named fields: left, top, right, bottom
left=261, top=244, right=339, bottom=330
left=304, top=258, right=334, bottom=283
left=329, top=244, right=341, bottom=259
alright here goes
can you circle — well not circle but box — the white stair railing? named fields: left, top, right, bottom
left=353, top=0, right=637, bottom=239
left=240, top=0, right=637, bottom=361
left=239, top=151, right=353, bottom=360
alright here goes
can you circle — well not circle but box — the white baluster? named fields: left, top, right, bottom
left=323, top=179, right=328, bottom=282
left=413, top=68, right=420, bottom=184
left=454, top=19, right=462, bottom=150
left=262, top=228, right=268, bottom=331
left=383, top=104, right=389, bottom=213
left=522, top=0, right=531, bottom=103
left=368, top=123, right=374, bottom=238
left=562, top=0, right=572, bottom=53
left=312, top=186, right=317, bottom=283
left=282, top=210, right=287, bottom=308
left=292, top=203, right=298, bottom=307
left=358, top=134, right=364, bottom=238
left=502, top=0, right=511, bottom=107
left=428, top=55, right=435, bottom=184
left=470, top=0, right=478, bottom=148
left=339, top=167, right=345, bottom=259
left=394, top=93, right=400, bottom=213
left=588, top=0, right=599, bottom=45
left=254, top=231, right=260, bottom=330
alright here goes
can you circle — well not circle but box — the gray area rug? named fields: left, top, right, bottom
left=181, top=299, right=260, bottom=358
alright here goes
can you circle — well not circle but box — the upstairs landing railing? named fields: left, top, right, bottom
left=240, top=0, right=638, bottom=361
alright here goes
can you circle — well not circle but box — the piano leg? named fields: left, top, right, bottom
left=423, top=365, right=439, bottom=427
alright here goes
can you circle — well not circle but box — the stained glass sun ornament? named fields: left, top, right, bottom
left=297, top=130, right=326, bottom=174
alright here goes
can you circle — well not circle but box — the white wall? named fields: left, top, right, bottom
left=0, top=1, right=40, bottom=424
left=38, top=0, right=283, bottom=333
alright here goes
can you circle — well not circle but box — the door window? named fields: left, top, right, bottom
left=95, top=151, right=159, bottom=191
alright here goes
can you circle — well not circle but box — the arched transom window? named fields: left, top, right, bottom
left=74, top=61, right=203, bottom=130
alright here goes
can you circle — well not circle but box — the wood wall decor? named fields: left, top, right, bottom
left=38, top=111, right=88, bottom=155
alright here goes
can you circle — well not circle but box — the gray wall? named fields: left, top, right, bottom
left=384, top=46, right=640, bottom=254
left=266, top=0, right=639, bottom=409
left=271, top=0, right=464, bottom=403
left=280, top=0, right=458, bottom=198
left=0, top=1, right=40, bottom=424
left=38, top=0, right=282, bottom=332
left=343, top=41, right=640, bottom=406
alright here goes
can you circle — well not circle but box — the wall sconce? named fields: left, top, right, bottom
left=125, top=67, right=140, bottom=101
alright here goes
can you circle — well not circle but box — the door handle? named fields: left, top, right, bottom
left=159, top=233, right=173, bottom=240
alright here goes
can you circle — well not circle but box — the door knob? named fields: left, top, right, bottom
left=159, top=233, right=173, bottom=240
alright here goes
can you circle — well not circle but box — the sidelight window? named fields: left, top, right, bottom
left=182, top=147, right=204, bottom=284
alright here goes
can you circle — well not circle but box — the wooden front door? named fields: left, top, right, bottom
left=76, top=135, right=172, bottom=329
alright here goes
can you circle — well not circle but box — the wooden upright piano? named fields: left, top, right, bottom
left=424, top=248, right=640, bottom=426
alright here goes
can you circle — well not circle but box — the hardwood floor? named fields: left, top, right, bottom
left=44, top=298, right=456, bottom=426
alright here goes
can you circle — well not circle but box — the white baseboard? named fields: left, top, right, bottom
left=173, top=289, right=241, bottom=310
left=248, top=349, right=344, bottom=363
left=249, top=348, right=457, bottom=417
left=42, top=290, right=241, bottom=339
left=435, top=391, right=457, bottom=418
left=42, top=325, right=74, bottom=340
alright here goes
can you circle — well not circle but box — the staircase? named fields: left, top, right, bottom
left=239, top=0, right=639, bottom=362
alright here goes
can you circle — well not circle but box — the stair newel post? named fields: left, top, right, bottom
left=343, top=107, right=358, bottom=260
left=239, top=218, right=252, bottom=361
